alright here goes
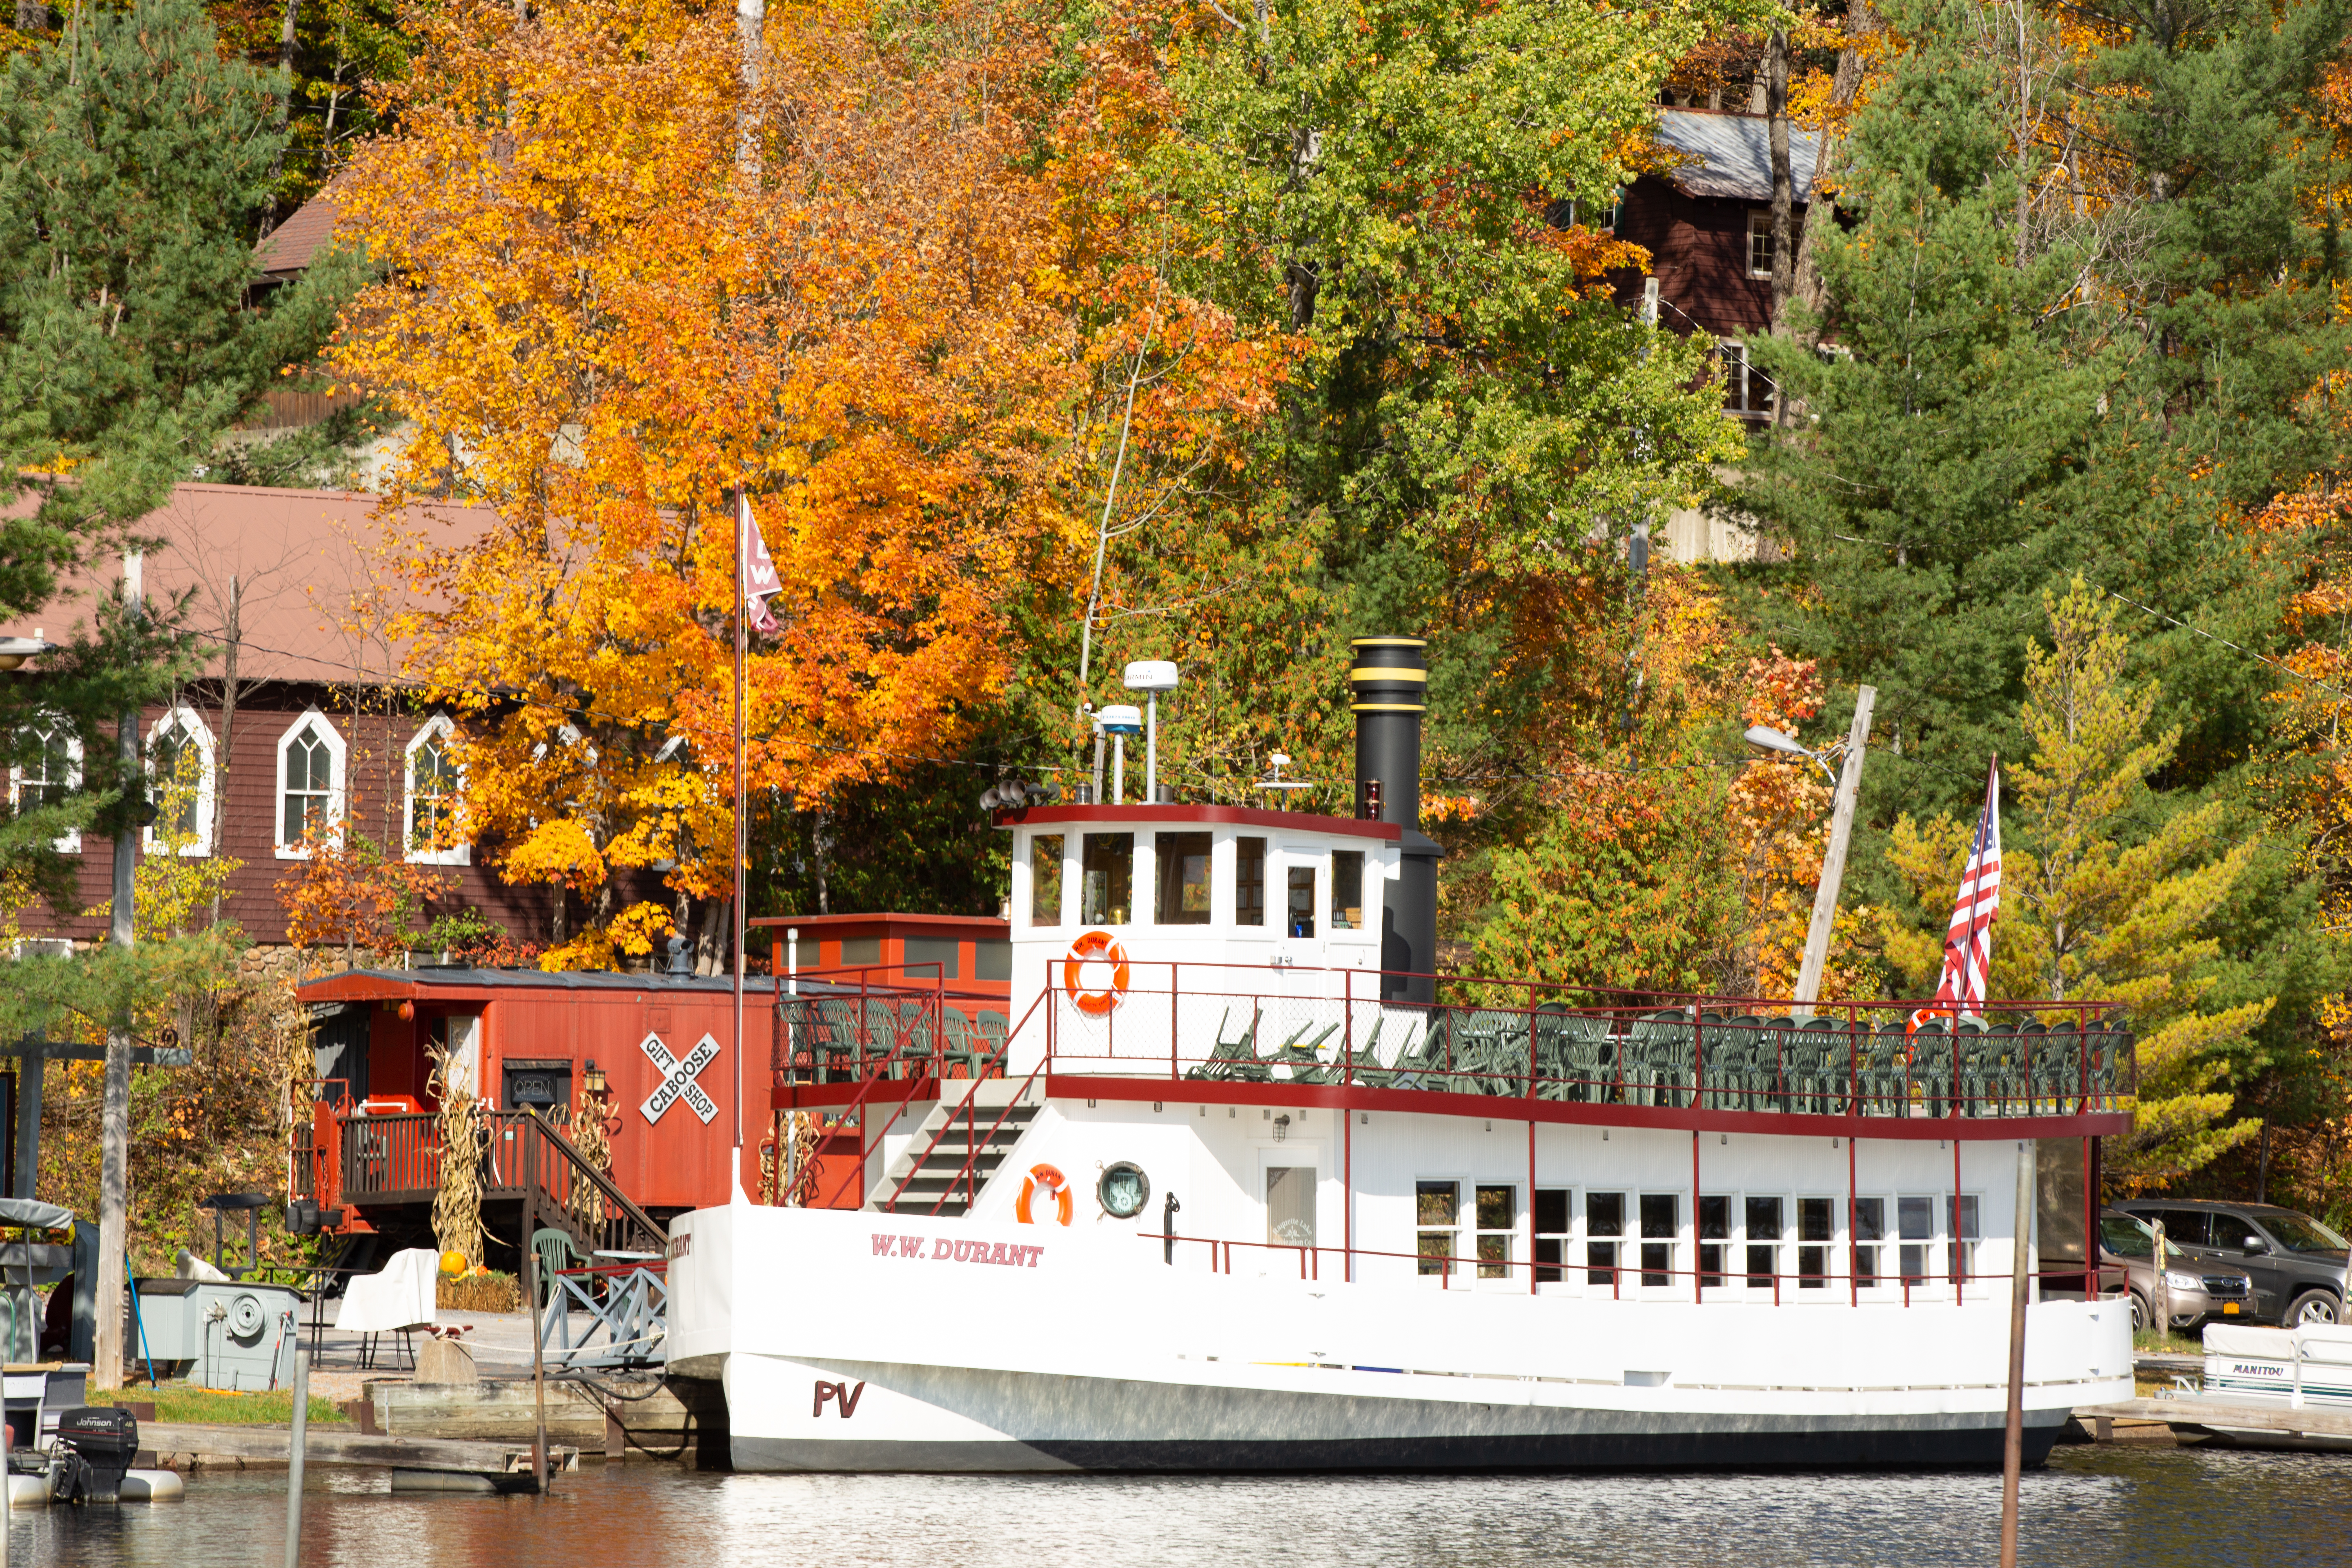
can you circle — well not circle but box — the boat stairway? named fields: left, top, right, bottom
left=868, top=1079, right=1042, bottom=1217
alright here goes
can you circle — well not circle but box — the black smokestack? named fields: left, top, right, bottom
left=1350, top=637, right=1443, bottom=1004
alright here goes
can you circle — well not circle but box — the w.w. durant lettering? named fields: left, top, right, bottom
left=870, top=1231, right=1042, bottom=1266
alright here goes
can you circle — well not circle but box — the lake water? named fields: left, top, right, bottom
left=10, top=1445, right=2344, bottom=1566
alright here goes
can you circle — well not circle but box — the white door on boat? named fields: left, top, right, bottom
left=1267, top=1165, right=1317, bottom=1247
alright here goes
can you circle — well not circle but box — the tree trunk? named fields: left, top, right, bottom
left=13, top=2, right=47, bottom=34
left=256, top=0, right=301, bottom=241
left=1765, top=29, right=1794, bottom=361
left=209, top=576, right=241, bottom=927
left=1785, top=0, right=1883, bottom=339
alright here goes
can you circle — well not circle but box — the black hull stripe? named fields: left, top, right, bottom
left=730, top=1424, right=2067, bottom=1474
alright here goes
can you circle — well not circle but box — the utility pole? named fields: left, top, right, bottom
left=94, top=552, right=142, bottom=1391
left=1793, top=686, right=1875, bottom=1011
left=1998, top=1138, right=2036, bottom=1568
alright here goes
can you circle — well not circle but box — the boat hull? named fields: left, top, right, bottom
left=717, top=1355, right=2067, bottom=1472
left=667, top=1204, right=2124, bottom=1476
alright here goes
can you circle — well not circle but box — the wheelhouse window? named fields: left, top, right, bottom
left=1699, top=1194, right=1731, bottom=1289
left=1417, top=1180, right=1459, bottom=1276
left=1586, top=1192, right=1625, bottom=1288
left=1029, top=834, right=1065, bottom=926
left=1330, top=850, right=1365, bottom=932
left=1234, top=836, right=1266, bottom=925
left=1534, top=1188, right=1570, bottom=1284
left=1746, top=1196, right=1785, bottom=1290
left=1852, top=1197, right=1887, bottom=1288
left=1640, top=1193, right=1679, bottom=1288
left=404, top=717, right=468, bottom=865
left=1476, top=1184, right=1517, bottom=1280
left=1798, top=1196, right=1835, bottom=1287
left=1285, top=865, right=1316, bottom=938
left=1948, top=1194, right=1982, bottom=1283
left=1898, top=1195, right=1936, bottom=1286
left=1080, top=833, right=1133, bottom=925
left=1154, top=832, right=1212, bottom=926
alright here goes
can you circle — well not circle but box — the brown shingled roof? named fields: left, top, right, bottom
left=0, top=483, right=497, bottom=686
left=254, top=190, right=343, bottom=282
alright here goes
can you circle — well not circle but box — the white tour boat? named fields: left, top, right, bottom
left=665, top=639, right=2135, bottom=1470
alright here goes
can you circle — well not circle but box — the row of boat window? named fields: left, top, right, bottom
left=1410, top=1182, right=1987, bottom=1288
left=1030, top=832, right=1370, bottom=938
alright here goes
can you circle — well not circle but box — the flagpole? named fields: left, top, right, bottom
left=731, top=486, right=748, bottom=1201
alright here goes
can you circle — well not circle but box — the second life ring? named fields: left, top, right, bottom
left=1015, top=1163, right=1073, bottom=1226
left=1061, top=931, right=1130, bottom=1017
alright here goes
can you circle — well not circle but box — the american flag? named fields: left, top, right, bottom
left=1934, top=760, right=2001, bottom=1011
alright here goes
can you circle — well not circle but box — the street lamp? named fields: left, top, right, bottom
left=1743, top=724, right=1839, bottom=788
left=0, top=637, right=55, bottom=673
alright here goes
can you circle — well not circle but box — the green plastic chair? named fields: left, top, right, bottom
left=531, top=1227, right=585, bottom=1309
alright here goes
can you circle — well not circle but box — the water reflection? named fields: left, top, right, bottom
left=12, top=1446, right=2346, bottom=1567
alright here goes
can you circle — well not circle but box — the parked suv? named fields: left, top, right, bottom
left=2115, top=1199, right=2352, bottom=1326
left=2098, top=1209, right=2254, bottom=1332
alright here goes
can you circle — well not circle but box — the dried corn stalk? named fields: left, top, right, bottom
left=785, top=1111, right=822, bottom=1207
left=428, top=1042, right=486, bottom=1266
left=566, top=1084, right=611, bottom=1229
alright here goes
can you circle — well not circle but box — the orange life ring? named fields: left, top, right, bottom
left=1061, top=931, right=1130, bottom=1017
left=1015, top=1163, right=1073, bottom=1226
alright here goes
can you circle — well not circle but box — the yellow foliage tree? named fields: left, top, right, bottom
left=332, top=0, right=1177, bottom=962
left=1884, top=579, right=2268, bottom=1185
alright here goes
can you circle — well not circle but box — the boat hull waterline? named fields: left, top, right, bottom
left=665, top=1205, right=2130, bottom=1474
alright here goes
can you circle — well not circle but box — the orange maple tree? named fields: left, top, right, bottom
left=331, top=0, right=1275, bottom=963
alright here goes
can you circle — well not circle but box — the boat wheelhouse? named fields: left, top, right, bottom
left=668, top=639, right=2137, bottom=1472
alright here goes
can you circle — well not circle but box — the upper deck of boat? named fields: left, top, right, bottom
left=771, top=962, right=2133, bottom=1142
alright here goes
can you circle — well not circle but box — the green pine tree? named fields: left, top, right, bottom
left=0, top=0, right=350, bottom=1017
left=1885, top=580, right=2269, bottom=1182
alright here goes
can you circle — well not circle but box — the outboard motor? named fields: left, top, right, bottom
left=54, top=1407, right=137, bottom=1503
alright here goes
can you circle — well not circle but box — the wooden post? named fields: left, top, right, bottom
left=1999, top=1138, right=2034, bottom=1568
left=2153, top=1219, right=2169, bottom=1348
left=283, top=1345, right=309, bottom=1568
left=1794, top=686, right=1875, bottom=1014
left=526, top=1141, right=550, bottom=1494
left=12, top=1033, right=42, bottom=1199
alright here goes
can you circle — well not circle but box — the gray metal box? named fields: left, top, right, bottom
left=131, top=1279, right=302, bottom=1390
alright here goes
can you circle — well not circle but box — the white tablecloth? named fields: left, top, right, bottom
left=334, top=1247, right=439, bottom=1333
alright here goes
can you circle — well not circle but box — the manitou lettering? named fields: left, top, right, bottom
left=812, top=1380, right=867, bottom=1419
left=870, top=1233, right=1046, bottom=1267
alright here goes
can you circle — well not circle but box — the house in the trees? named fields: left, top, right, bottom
left=1615, top=107, right=1824, bottom=418
left=1606, top=107, right=1824, bottom=561
left=0, top=482, right=553, bottom=953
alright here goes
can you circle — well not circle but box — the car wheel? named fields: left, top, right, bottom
left=2129, top=1291, right=2149, bottom=1332
left=2289, top=1290, right=2341, bottom=1327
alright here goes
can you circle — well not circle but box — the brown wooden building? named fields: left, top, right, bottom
left=1612, top=108, right=1824, bottom=422
left=0, top=483, right=553, bottom=949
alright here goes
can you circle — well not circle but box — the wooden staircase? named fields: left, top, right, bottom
left=868, top=1078, right=1043, bottom=1217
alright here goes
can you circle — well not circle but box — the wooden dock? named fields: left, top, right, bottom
left=142, top=1420, right=577, bottom=1475
left=2080, top=1397, right=2352, bottom=1441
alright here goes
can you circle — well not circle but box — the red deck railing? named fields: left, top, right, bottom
left=1042, top=962, right=2132, bottom=1122
left=1141, top=1229, right=2130, bottom=1310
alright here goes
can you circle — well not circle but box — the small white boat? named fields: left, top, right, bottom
left=2183, top=1322, right=2352, bottom=1450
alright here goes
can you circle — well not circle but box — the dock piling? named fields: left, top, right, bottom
left=284, top=1345, right=310, bottom=1568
